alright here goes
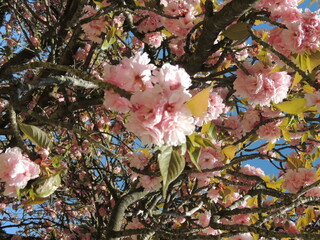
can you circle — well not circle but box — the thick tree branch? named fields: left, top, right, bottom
left=106, top=190, right=149, bottom=240
left=183, top=0, right=259, bottom=75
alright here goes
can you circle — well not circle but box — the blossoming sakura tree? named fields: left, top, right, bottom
left=2, top=0, right=320, bottom=239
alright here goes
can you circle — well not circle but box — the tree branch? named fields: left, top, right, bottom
left=183, top=0, right=259, bottom=75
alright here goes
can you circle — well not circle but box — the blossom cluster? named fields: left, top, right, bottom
left=103, top=52, right=225, bottom=146
left=0, top=148, right=40, bottom=197
left=80, top=0, right=201, bottom=55
left=266, top=7, right=320, bottom=56
left=233, top=62, right=291, bottom=106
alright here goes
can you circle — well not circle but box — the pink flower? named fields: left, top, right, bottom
left=152, top=63, right=191, bottom=91
left=125, top=63, right=194, bottom=146
left=229, top=233, right=254, bottom=240
left=104, top=52, right=156, bottom=92
left=103, top=91, right=132, bottom=113
left=257, top=121, right=282, bottom=143
left=305, top=92, right=320, bottom=112
left=207, top=188, right=220, bottom=202
left=195, top=91, right=226, bottom=126
left=129, top=152, right=149, bottom=170
left=233, top=62, right=291, bottom=106
left=161, top=109, right=194, bottom=146
left=143, top=32, right=163, bottom=48
left=74, top=44, right=91, bottom=61
left=255, top=0, right=299, bottom=20
left=162, top=1, right=196, bottom=37
left=135, top=11, right=162, bottom=33
left=283, top=168, right=317, bottom=193
left=81, top=6, right=108, bottom=44
left=273, top=217, right=300, bottom=234
left=82, top=19, right=107, bottom=44
left=222, top=115, right=244, bottom=140
left=0, top=148, right=40, bottom=196
left=126, top=217, right=144, bottom=229
left=306, top=187, right=320, bottom=197
left=241, top=109, right=260, bottom=133
left=268, top=9, right=320, bottom=55
left=221, top=213, right=251, bottom=225
left=139, top=175, right=162, bottom=191
left=190, top=147, right=224, bottom=187
left=198, top=211, right=211, bottom=227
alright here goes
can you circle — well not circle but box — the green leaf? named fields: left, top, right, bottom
left=188, top=134, right=217, bottom=149
left=32, top=173, right=61, bottom=198
left=18, top=122, right=51, bottom=148
left=159, top=146, right=185, bottom=196
left=187, top=140, right=202, bottom=172
left=102, top=26, right=117, bottom=50
left=222, top=22, right=250, bottom=41
left=51, top=155, right=64, bottom=168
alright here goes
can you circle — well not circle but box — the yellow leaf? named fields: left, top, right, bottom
left=288, top=156, right=304, bottom=169
left=295, top=54, right=311, bottom=72
left=247, top=196, right=258, bottom=207
left=157, top=203, right=164, bottom=209
left=266, top=179, right=284, bottom=191
left=201, top=121, right=211, bottom=134
left=254, top=20, right=262, bottom=25
left=93, top=0, right=105, bottom=8
left=316, top=167, right=320, bottom=179
left=280, top=118, right=291, bottom=142
left=257, top=49, right=269, bottom=63
left=250, top=213, right=259, bottom=225
left=309, top=50, right=320, bottom=71
left=275, top=98, right=307, bottom=114
left=281, top=128, right=291, bottom=142
left=162, top=29, right=172, bottom=37
left=137, top=148, right=150, bottom=156
left=262, top=175, right=271, bottom=183
left=269, top=65, right=282, bottom=73
left=291, top=72, right=303, bottom=89
left=267, top=142, right=275, bottom=151
left=186, top=87, right=211, bottom=117
left=252, top=233, right=260, bottom=240
left=20, top=197, right=49, bottom=207
left=297, top=207, right=315, bottom=229
left=301, top=131, right=310, bottom=143
left=262, top=32, right=269, bottom=41
left=303, top=84, right=316, bottom=93
left=222, top=145, right=237, bottom=160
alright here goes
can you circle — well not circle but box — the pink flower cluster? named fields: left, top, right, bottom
left=103, top=52, right=195, bottom=146
left=195, top=91, right=226, bottom=126
left=0, top=147, right=40, bottom=197
left=81, top=6, right=108, bottom=44
left=283, top=168, right=317, bottom=193
left=255, top=0, right=299, bottom=20
left=162, top=0, right=201, bottom=56
left=233, top=62, right=291, bottom=106
left=305, top=91, right=320, bottom=112
left=268, top=9, right=320, bottom=56
left=190, top=147, right=224, bottom=187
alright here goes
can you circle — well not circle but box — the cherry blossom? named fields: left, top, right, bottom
left=283, top=168, right=317, bottom=193
left=0, top=148, right=40, bottom=196
left=233, top=62, right=291, bottom=106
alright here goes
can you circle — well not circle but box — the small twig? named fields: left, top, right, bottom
left=8, top=105, right=31, bottom=155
